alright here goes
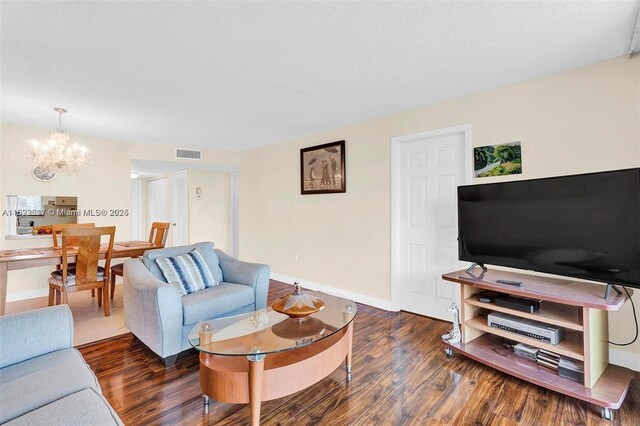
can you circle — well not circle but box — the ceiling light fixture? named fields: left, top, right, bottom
left=26, top=107, right=89, bottom=174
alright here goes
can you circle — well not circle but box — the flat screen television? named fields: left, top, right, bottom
left=457, top=168, right=640, bottom=290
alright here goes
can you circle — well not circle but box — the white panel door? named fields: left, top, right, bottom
left=172, top=170, right=189, bottom=246
left=399, top=133, right=465, bottom=320
left=147, top=178, right=170, bottom=225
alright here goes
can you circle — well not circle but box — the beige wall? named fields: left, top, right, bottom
left=188, top=170, right=231, bottom=252
left=240, top=56, right=640, bottom=364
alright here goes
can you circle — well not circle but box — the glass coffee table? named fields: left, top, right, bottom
left=188, top=291, right=357, bottom=426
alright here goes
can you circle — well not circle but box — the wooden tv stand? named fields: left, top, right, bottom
left=442, top=268, right=635, bottom=420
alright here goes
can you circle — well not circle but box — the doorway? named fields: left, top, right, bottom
left=130, top=179, right=143, bottom=241
left=391, top=124, right=472, bottom=321
left=131, top=160, right=240, bottom=254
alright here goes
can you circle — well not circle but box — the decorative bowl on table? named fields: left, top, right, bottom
left=271, top=282, right=325, bottom=319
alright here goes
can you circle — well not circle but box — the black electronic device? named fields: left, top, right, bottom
left=457, top=168, right=640, bottom=292
left=494, top=294, right=540, bottom=313
left=476, top=290, right=502, bottom=303
left=478, top=294, right=493, bottom=303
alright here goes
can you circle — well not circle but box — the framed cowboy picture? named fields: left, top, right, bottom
left=300, top=140, right=346, bottom=194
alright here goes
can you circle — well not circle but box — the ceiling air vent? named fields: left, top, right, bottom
left=175, top=148, right=202, bottom=160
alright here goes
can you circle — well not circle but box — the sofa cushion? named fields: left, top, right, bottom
left=156, top=250, right=219, bottom=296
left=143, top=242, right=223, bottom=283
left=0, top=305, right=73, bottom=369
left=5, top=388, right=123, bottom=426
left=182, top=282, right=254, bottom=325
left=0, top=348, right=100, bottom=424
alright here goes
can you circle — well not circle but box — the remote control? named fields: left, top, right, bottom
left=496, top=279, right=523, bottom=286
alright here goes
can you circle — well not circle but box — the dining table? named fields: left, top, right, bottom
left=0, top=240, right=162, bottom=315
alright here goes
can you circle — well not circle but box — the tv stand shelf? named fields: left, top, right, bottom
left=442, top=268, right=634, bottom=417
left=465, top=316, right=584, bottom=360
left=444, top=334, right=632, bottom=409
left=444, top=269, right=629, bottom=310
left=464, top=297, right=584, bottom=331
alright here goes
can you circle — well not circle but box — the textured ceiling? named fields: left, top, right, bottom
left=1, top=1, right=638, bottom=151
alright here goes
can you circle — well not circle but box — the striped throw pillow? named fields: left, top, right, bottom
left=155, top=250, right=219, bottom=296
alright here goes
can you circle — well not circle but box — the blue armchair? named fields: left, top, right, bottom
left=123, top=242, right=270, bottom=366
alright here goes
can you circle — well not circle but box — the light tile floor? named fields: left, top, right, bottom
left=5, top=285, right=128, bottom=347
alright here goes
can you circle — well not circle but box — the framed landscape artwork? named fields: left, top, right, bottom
left=474, top=142, right=522, bottom=177
left=300, top=140, right=346, bottom=194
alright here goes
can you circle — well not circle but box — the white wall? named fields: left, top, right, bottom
left=239, top=56, right=640, bottom=367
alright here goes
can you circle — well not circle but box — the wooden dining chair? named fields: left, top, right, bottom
left=51, top=223, right=96, bottom=249
left=52, top=223, right=97, bottom=295
left=48, top=226, right=116, bottom=316
left=110, top=222, right=170, bottom=299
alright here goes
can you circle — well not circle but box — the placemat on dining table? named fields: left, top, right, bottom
left=0, top=249, right=44, bottom=257
left=115, top=241, right=154, bottom=247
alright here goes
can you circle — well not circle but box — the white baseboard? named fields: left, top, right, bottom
left=6, top=283, right=124, bottom=304
left=609, top=348, right=640, bottom=372
left=6, top=288, right=49, bottom=303
left=270, top=273, right=396, bottom=312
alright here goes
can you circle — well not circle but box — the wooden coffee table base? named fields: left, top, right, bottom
left=200, top=322, right=353, bottom=425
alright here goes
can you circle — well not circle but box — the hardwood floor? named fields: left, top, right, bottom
left=79, top=281, right=639, bottom=425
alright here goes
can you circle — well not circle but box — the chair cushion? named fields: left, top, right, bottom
left=143, top=242, right=223, bottom=283
left=182, top=282, right=254, bottom=325
left=0, top=348, right=100, bottom=424
left=50, top=266, right=105, bottom=286
left=110, top=263, right=123, bottom=275
left=155, top=250, right=219, bottom=296
left=5, top=388, right=123, bottom=426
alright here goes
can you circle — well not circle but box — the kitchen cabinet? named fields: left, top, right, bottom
left=55, top=196, right=77, bottom=206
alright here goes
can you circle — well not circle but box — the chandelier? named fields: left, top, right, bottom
left=26, top=108, right=89, bottom=174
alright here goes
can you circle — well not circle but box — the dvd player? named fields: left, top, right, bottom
left=487, top=312, right=565, bottom=345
